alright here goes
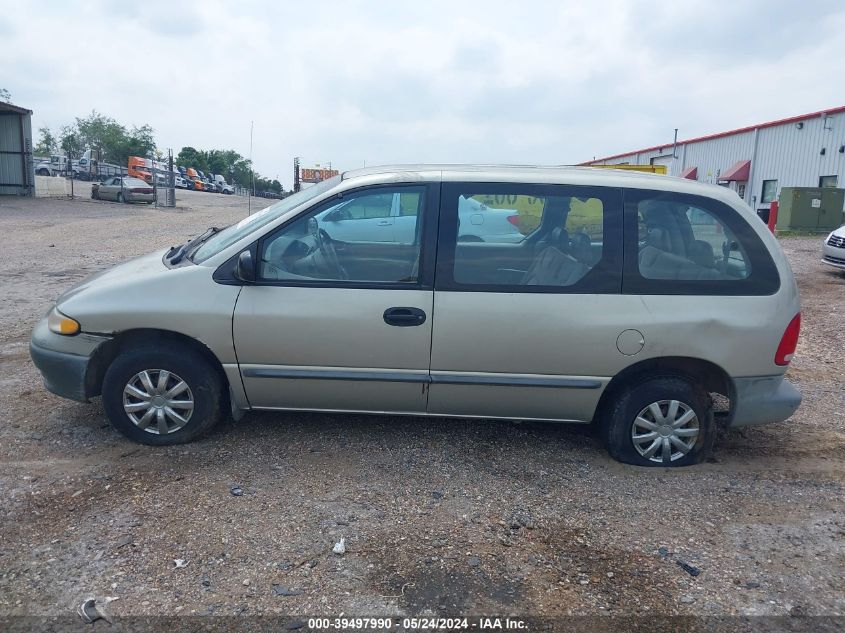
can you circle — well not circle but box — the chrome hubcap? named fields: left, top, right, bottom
left=122, top=369, right=194, bottom=435
left=631, top=399, right=699, bottom=464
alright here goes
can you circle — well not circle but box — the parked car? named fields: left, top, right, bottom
left=90, top=176, right=154, bottom=204
left=31, top=165, right=801, bottom=466
left=316, top=192, right=523, bottom=243
left=822, top=224, right=845, bottom=270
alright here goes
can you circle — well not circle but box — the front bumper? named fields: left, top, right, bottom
left=822, top=243, right=845, bottom=269
left=29, top=317, right=110, bottom=403
left=729, top=375, right=801, bottom=428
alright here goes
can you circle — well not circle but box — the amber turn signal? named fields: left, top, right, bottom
left=47, top=307, right=80, bottom=336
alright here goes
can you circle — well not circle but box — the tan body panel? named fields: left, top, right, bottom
left=233, top=286, right=433, bottom=413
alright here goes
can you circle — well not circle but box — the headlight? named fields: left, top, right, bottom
left=47, top=307, right=80, bottom=335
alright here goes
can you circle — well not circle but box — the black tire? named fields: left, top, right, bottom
left=102, top=346, right=222, bottom=445
left=602, top=376, right=714, bottom=467
left=91, top=188, right=99, bottom=200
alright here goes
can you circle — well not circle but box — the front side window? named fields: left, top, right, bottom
left=761, top=179, right=778, bottom=203
left=625, top=189, right=779, bottom=295
left=258, top=186, right=426, bottom=284
left=438, top=183, right=622, bottom=292
left=192, top=177, right=339, bottom=262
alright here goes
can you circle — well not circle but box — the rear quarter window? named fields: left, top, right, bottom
left=623, top=189, right=780, bottom=296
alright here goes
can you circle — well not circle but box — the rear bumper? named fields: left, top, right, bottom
left=729, top=375, right=801, bottom=428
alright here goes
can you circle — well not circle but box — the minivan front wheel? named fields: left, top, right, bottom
left=102, top=346, right=222, bottom=445
left=603, top=376, right=714, bottom=467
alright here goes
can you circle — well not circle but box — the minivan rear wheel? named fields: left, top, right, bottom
left=603, top=376, right=714, bottom=467
left=102, top=346, right=222, bottom=445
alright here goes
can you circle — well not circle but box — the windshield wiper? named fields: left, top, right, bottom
left=168, top=227, right=219, bottom=264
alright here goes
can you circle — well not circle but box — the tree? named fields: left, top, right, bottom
left=175, top=146, right=276, bottom=190
left=59, top=125, right=82, bottom=158
left=74, top=111, right=125, bottom=161
left=0, top=88, right=11, bottom=102
left=35, top=127, right=58, bottom=156
left=232, top=159, right=256, bottom=189
left=176, top=147, right=209, bottom=173
left=63, top=111, right=157, bottom=165
left=125, top=124, right=156, bottom=160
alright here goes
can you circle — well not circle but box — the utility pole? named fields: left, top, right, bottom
left=293, top=156, right=301, bottom=192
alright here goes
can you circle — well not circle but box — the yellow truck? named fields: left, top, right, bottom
left=586, top=164, right=668, bottom=174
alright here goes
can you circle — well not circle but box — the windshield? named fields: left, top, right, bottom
left=192, top=176, right=340, bottom=263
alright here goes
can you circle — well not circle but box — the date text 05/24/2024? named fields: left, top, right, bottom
left=307, top=617, right=528, bottom=630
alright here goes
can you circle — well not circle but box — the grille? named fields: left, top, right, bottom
left=827, top=234, right=845, bottom=248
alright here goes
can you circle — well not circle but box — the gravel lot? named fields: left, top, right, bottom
left=0, top=186, right=843, bottom=624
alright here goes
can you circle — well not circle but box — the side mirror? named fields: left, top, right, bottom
left=234, top=250, right=255, bottom=283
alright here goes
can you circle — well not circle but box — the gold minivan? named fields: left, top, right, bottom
left=31, top=165, right=802, bottom=466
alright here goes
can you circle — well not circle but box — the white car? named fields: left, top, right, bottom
left=316, top=193, right=524, bottom=243
left=822, top=224, right=845, bottom=270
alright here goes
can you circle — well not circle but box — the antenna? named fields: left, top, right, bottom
left=248, top=120, right=254, bottom=215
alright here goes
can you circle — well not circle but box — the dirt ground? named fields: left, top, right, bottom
left=0, top=186, right=843, bottom=625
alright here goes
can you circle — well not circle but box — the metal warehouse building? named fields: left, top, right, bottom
left=0, top=101, right=34, bottom=196
left=583, top=105, right=845, bottom=217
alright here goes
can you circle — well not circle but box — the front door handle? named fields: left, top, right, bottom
left=383, top=307, right=426, bottom=327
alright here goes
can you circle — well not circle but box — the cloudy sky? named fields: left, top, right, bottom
left=2, top=0, right=844, bottom=187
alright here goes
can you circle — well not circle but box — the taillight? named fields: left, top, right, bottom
left=775, top=313, right=801, bottom=366
left=506, top=215, right=520, bottom=227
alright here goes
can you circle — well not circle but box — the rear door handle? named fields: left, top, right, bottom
left=383, top=307, right=426, bottom=327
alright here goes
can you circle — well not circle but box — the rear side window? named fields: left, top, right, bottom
left=436, top=182, right=622, bottom=293
left=624, top=189, right=779, bottom=295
